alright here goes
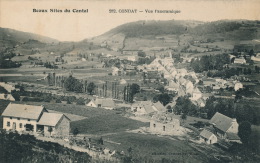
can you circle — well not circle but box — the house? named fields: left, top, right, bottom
left=190, top=87, right=202, bottom=101
left=119, top=79, right=127, bottom=85
left=210, top=112, right=239, bottom=139
left=0, top=94, right=15, bottom=101
left=87, top=98, right=116, bottom=110
left=200, top=129, right=218, bottom=144
left=127, top=56, right=139, bottom=62
left=152, top=101, right=166, bottom=112
left=112, top=67, right=122, bottom=76
left=234, top=57, right=246, bottom=64
left=150, top=113, right=180, bottom=135
left=131, top=101, right=165, bottom=115
left=37, top=112, right=70, bottom=137
left=1, top=103, right=70, bottom=137
left=234, top=82, right=243, bottom=91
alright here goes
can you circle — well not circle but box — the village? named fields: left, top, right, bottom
left=0, top=20, right=260, bottom=162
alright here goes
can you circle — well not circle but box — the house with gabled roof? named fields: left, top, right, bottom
left=209, top=112, right=239, bottom=139
left=87, top=98, right=116, bottom=110
left=1, top=103, right=70, bottom=137
left=37, top=112, right=70, bottom=137
left=200, top=129, right=218, bottom=144
left=131, top=101, right=165, bottom=115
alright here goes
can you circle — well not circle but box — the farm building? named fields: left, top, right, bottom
left=0, top=94, right=15, bottom=101
left=1, top=103, right=70, bottom=137
left=209, top=112, right=239, bottom=139
left=200, top=129, right=217, bottom=144
left=87, top=98, right=116, bottom=110
left=37, top=112, right=70, bottom=137
left=131, top=101, right=165, bottom=115
left=149, top=113, right=180, bottom=135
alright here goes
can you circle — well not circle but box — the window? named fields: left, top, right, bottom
left=10, top=117, right=12, bottom=119
left=19, top=123, right=22, bottom=128
left=28, top=119, right=30, bottom=121
left=153, top=124, right=156, bottom=128
left=18, top=118, right=20, bottom=120
left=163, top=126, right=166, bottom=131
left=7, top=121, right=10, bottom=127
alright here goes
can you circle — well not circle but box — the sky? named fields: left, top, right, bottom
left=0, top=0, right=259, bottom=41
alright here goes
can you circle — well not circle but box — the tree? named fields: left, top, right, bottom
left=76, top=98, right=85, bottom=105
left=87, top=82, right=96, bottom=95
left=128, top=84, right=140, bottom=102
left=166, top=105, right=172, bottom=113
left=153, top=93, right=171, bottom=106
left=137, top=51, right=146, bottom=57
left=73, top=128, right=79, bottom=136
left=64, top=75, right=76, bottom=91
left=181, top=113, right=187, bottom=124
left=48, top=127, right=53, bottom=136
left=238, top=121, right=252, bottom=145
left=98, top=137, right=104, bottom=145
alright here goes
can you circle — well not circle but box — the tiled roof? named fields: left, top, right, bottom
left=226, top=132, right=240, bottom=140
left=153, top=101, right=165, bottom=112
left=132, top=101, right=155, bottom=114
left=200, top=129, right=215, bottom=139
left=2, top=103, right=45, bottom=120
left=95, top=98, right=115, bottom=108
left=210, top=112, right=235, bottom=133
left=38, top=112, right=69, bottom=126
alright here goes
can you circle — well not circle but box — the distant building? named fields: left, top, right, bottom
left=112, top=67, right=122, bottom=76
left=87, top=98, right=116, bottom=110
left=234, top=82, right=243, bottom=91
left=1, top=103, right=70, bottom=137
left=150, top=113, right=180, bottom=135
left=234, top=57, right=246, bottom=64
left=131, top=101, right=165, bottom=115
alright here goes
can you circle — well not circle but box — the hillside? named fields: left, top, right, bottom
left=90, top=20, right=260, bottom=52
left=0, top=28, right=59, bottom=49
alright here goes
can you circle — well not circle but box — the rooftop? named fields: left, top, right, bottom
left=2, top=103, right=45, bottom=120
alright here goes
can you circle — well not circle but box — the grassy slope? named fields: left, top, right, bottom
left=103, top=132, right=219, bottom=162
left=0, top=101, right=148, bottom=135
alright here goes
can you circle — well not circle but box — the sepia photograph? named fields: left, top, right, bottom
left=0, top=0, right=260, bottom=162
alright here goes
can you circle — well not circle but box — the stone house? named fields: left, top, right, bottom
left=149, top=114, right=180, bottom=135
